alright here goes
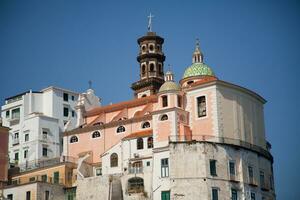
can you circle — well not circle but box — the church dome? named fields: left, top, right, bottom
left=159, top=81, right=181, bottom=92
left=182, top=63, right=215, bottom=79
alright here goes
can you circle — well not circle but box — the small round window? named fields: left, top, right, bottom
left=160, top=114, right=168, bottom=121
left=92, top=131, right=101, bottom=138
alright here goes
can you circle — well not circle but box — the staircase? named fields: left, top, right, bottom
left=110, top=176, right=123, bottom=200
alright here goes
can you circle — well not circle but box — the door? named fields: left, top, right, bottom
left=161, top=191, right=170, bottom=200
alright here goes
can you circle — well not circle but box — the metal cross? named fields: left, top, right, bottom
left=147, top=13, right=154, bottom=32
left=88, top=80, right=92, bottom=89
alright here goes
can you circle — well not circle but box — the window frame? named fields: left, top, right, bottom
left=196, top=95, right=207, bottom=119
left=70, top=136, right=79, bottom=143
left=211, top=187, right=219, bottom=200
left=92, top=131, right=101, bottom=139
left=162, top=95, right=168, bottom=107
left=63, top=93, right=69, bottom=102
left=63, top=107, right=69, bottom=117
left=110, top=153, right=118, bottom=167
left=161, top=158, right=169, bottom=178
left=160, top=114, right=168, bottom=121
left=229, top=160, right=236, bottom=176
left=147, top=137, right=153, bottom=148
left=116, top=125, right=126, bottom=133
left=137, top=138, right=144, bottom=150
left=209, top=159, right=217, bottom=176
left=141, top=121, right=151, bottom=129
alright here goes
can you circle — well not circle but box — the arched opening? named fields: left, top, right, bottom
left=110, top=153, right=118, bottom=167
left=149, top=63, right=155, bottom=72
left=141, top=121, right=150, bottom=129
left=149, top=44, right=154, bottom=51
left=160, top=114, right=168, bottom=121
left=147, top=137, right=153, bottom=148
left=70, top=136, right=78, bottom=143
left=116, top=126, right=126, bottom=133
left=92, top=131, right=101, bottom=138
left=141, top=64, right=146, bottom=76
left=127, top=177, right=144, bottom=194
left=137, top=138, right=144, bottom=150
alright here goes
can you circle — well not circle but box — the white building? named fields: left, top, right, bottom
left=1, top=86, right=100, bottom=172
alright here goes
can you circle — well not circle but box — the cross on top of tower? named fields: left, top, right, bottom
left=88, top=80, right=92, bottom=89
left=147, top=13, right=154, bottom=32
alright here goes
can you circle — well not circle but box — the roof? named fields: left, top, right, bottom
left=159, top=81, right=181, bottom=93
left=86, top=95, right=158, bottom=117
left=5, top=90, right=41, bottom=101
left=183, top=63, right=215, bottom=79
left=40, top=86, right=79, bottom=95
left=122, top=129, right=153, bottom=140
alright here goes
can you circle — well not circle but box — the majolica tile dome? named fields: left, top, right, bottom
left=182, top=40, right=215, bottom=79
left=183, top=63, right=215, bottom=78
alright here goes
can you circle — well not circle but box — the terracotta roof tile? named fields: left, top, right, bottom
left=122, top=129, right=152, bottom=140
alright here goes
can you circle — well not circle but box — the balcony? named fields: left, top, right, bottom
left=229, top=174, right=239, bottom=182
left=9, top=117, right=20, bottom=126
left=12, top=138, right=19, bottom=146
left=128, top=167, right=143, bottom=174
left=249, top=177, right=258, bottom=187
left=9, top=174, right=64, bottom=186
left=261, top=180, right=270, bottom=191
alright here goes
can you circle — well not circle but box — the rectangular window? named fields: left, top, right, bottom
left=45, top=191, right=50, bottom=200
left=96, top=168, right=102, bottom=176
left=260, top=171, right=265, bottom=188
left=14, top=152, right=19, bottom=161
left=229, top=161, right=236, bottom=175
left=41, top=174, right=47, bottom=182
left=14, top=132, right=19, bottom=139
left=212, top=188, right=218, bottom=200
left=29, top=177, right=35, bottom=182
left=72, top=110, right=75, bottom=117
left=71, top=95, right=75, bottom=101
left=24, top=150, right=28, bottom=159
left=63, top=107, right=69, bottom=117
left=7, top=194, right=13, bottom=200
left=177, top=95, right=182, bottom=108
left=161, top=191, right=170, bottom=200
left=53, top=171, right=59, bottom=184
left=161, top=158, right=169, bottom=178
left=162, top=95, right=168, bottom=107
left=197, top=96, right=207, bottom=117
left=210, top=159, right=217, bottom=176
left=146, top=161, right=150, bottom=166
left=42, top=147, right=48, bottom=157
left=42, top=130, right=48, bottom=139
left=12, top=108, right=20, bottom=119
left=26, top=191, right=31, bottom=200
left=6, top=110, right=10, bottom=118
left=63, top=93, right=69, bottom=101
left=250, top=192, right=256, bottom=200
left=248, top=166, right=253, bottom=179
left=231, top=189, right=237, bottom=200
left=25, top=134, right=29, bottom=142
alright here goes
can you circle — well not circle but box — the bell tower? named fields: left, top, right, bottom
left=131, top=14, right=165, bottom=98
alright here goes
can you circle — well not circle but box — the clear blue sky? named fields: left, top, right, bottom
left=0, top=0, right=299, bottom=199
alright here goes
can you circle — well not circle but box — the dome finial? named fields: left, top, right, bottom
left=165, top=65, right=174, bottom=82
left=193, top=38, right=203, bottom=63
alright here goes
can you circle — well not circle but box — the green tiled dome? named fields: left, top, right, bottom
left=183, top=63, right=215, bottom=79
left=159, top=81, right=180, bottom=92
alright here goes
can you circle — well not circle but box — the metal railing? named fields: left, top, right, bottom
left=12, top=138, right=19, bottom=145
left=9, top=175, right=64, bottom=186
left=128, top=167, right=143, bottom=174
left=15, top=156, right=77, bottom=172
left=169, top=135, right=272, bottom=159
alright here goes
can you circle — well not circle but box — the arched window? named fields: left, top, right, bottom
left=160, top=114, right=168, bottom=121
left=92, top=131, right=101, bottom=138
left=70, top=136, right=78, bottom=143
left=137, top=138, right=144, bottom=150
left=141, top=121, right=150, bottom=129
left=141, top=94, right=147, bottom=98
left=149, top=44, right=154, bottom=51
left=128, top=177, right=144, bottom=194
left=149, top=63, right=155, bottom=72
left=93, top=122, right=104, bottom=126
left=147, top=137, right=153, bottom=148
left=110, top=153, right=118, bottom=167
left=116, top=126, right=125, bottom=133
left=118, top=117, right=127, bottom=121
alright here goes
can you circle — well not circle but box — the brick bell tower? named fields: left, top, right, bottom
left=131, top=14, right=165, bottom=98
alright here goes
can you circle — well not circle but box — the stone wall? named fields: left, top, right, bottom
left=76, top=176, right=110, bottom=200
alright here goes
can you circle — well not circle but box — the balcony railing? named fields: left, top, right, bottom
left=15, top=156, right=77, bottom=172
left=128, top=167, right=143, bottom=174
left=12, top=138, right=19, bottom=145
left=169, top=135, right=272, bottom=160
left=9, top=175, right=64, bottom=186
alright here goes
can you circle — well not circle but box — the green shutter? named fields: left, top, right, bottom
left=161, top=191, right=170, bottom=200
